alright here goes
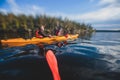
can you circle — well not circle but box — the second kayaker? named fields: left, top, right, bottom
left=35, top=24, right=51, bottom=38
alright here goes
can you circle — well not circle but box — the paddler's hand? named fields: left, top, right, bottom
left=48, top=35, right=52, bottom=38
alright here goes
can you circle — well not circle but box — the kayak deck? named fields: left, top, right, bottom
left=1, top=34, right=79, bottom=47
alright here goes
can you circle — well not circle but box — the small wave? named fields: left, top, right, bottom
left=81, top=42, right=120, bottom=63
left=81, top=40, right=120, bottom=46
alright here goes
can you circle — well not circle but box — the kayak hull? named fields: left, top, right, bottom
left=1, top=34, right=79, bottom=47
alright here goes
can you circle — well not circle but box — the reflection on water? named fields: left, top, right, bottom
left=0, top=32, right=120, bottom=80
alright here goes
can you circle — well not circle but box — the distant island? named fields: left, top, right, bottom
left=95, top=30, right=120, bottom=32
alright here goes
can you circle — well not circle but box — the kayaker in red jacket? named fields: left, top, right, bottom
left=36, top=25, right=51, bottom=38
left=54, top=22, right=63, bottom=36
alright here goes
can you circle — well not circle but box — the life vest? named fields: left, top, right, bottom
left=55, top=30, right=59, bottom=36
left=35, top=30, right=43, bottom=38
left=65, top=34, right=68, bottom=38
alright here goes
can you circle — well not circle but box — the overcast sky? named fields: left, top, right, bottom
left=0, top=0, right=120, bottom=30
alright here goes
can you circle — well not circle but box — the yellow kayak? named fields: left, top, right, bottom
left=1, top=34, right=79, bottom=47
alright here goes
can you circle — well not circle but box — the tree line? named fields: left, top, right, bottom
left=0, top=12, right=94, bottom=39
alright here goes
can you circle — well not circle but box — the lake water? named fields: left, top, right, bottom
left=0, top=32, right=120, bottom=80
left=80, top=32, right=120, bottom=61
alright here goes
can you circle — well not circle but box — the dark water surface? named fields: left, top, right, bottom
left=0, top=32, right=120, bottom=80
